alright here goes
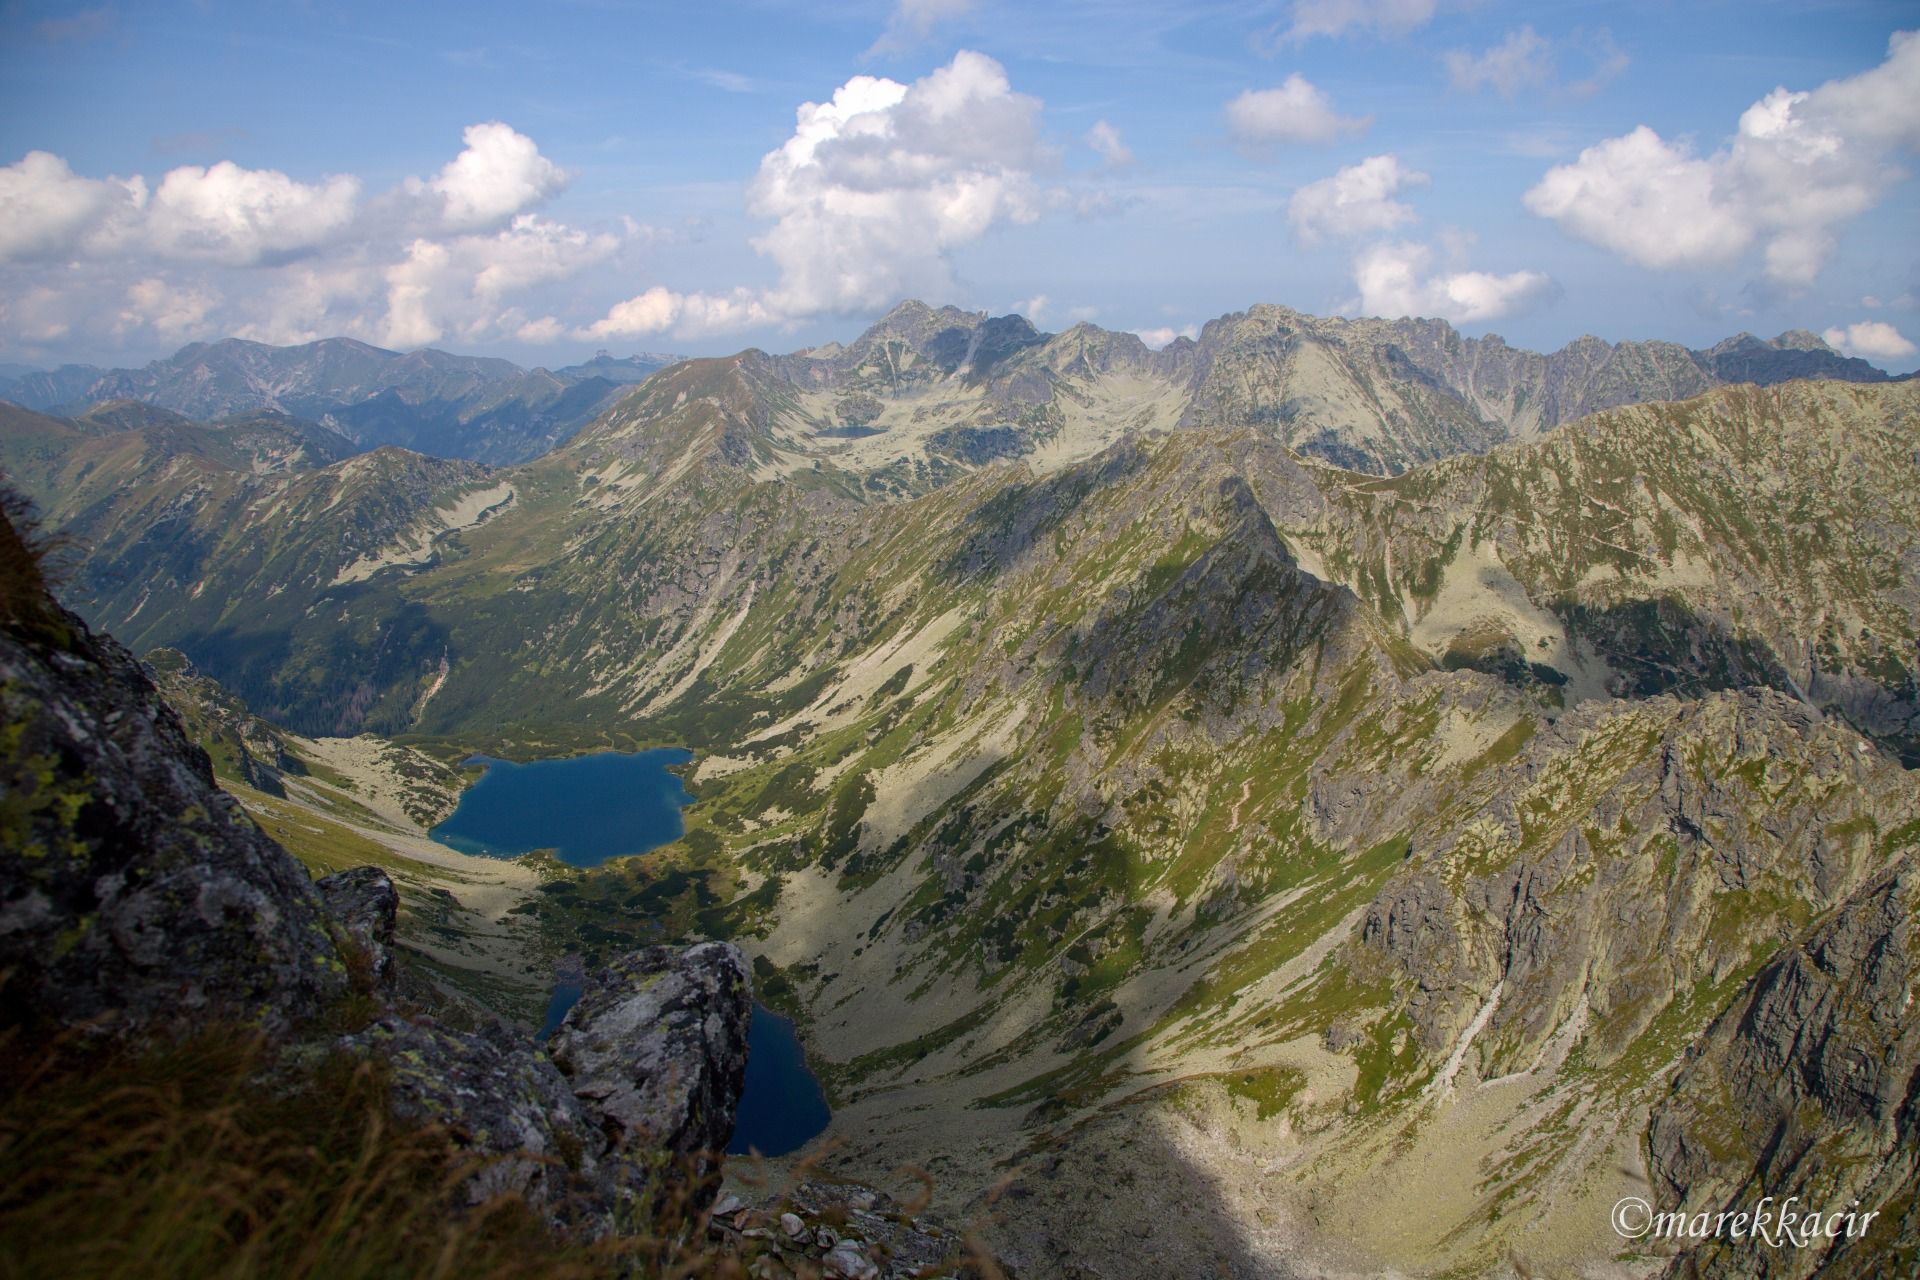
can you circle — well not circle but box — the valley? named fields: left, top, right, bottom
left=4, top=302, right=1917, bottom=1276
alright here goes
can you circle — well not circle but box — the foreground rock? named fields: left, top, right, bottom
left=705, top=1179, right=1001, bottom=1279
left=548, top=942, right=751, bottom=1211
left=0, top=598, right=348, bottom=1035
left=335, top=943, right=752, bottom=1236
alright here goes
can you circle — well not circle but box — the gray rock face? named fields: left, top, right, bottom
left=548, top=943, right=751, bottom=1197
left=333, top=943, right=753, bottom=1236
left=337, top=1015, right=596, bottom=1210
left=1647, top=858, right=1920, bottom=1277
left=315, top=866, right=399, bottom=992
left=0, top=602, right=350, bottom=1037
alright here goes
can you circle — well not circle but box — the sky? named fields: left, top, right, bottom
left=1, top=0, right=1916, bottom=373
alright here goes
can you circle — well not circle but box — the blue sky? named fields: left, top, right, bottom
left=1, top=0, right=1916, bottom=371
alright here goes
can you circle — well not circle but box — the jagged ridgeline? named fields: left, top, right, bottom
left=5, top=303, right=1919, bottom=1274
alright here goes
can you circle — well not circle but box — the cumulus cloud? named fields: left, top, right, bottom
left=383, top=214, right=620, bottom=348
left=0, top=151, right=145, bottom=261
left=421, top=121, right=567, bottom=231
left=578, top=53, right=1058, bottom=341
left=1226, top=76, right=1371, bottom=148
left=0, top=122, right=638, bottom=357
left=1086, top=120, right=1132, bottom=167
left=1272, top=0, right=1437, bottom=45
left=1822, top=320, right=1916, bottom=361
left=1288, top=154, right=1429, bottom=244
left=868, top=0, right=975, bottom=56
left=146, top=162, right=359, bottom=265
left=748, top=49, right=1048, bottom=319
left=1526, top=30, right=1920, bottom=286
left=1012, top=293, right=1048, bottom=323
left=116, top=277, right=220, bottom=343
left=573, top=285, right=775, bottom=341
left=1351, top=240, right=1553, bottom=324
left=0, top=150, right=355, bottom=266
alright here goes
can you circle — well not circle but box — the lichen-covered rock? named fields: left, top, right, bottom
left=315, top=866, right=398, bottom=992
left=0, top=601, right=349, bottom=1037
left=1647, top=857, right=1920, bottom=1278
left=548, top=942, right=751, bottom=1210
left=334, top=1014, right=597, bottom=1211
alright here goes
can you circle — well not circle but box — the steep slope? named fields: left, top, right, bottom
left=14, top=434, right=506, bottom=736
left=1281, top=380, right=1920, bottom=761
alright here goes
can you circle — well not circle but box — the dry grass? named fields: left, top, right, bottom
left=0, top=1022, right=632, bottom=1280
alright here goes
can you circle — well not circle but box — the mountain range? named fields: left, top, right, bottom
left=0, top=337, right=681, bottom=465
left=3, top=300, right=1917, bottom=1275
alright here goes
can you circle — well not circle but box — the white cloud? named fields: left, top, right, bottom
left=574, top=285, right=775, bottom=341
left=868, top=0, right=975, bottom=56
left=1523, top=126, right=1749, bottom=270
left=1822, top=320, right=1916, bottom=361
left=422, top=121, right=568, bottom=232
left=1351, top=240, right=1552, bottom=324
left=146, top=161, right=359, bottom=265
left=1288, top=154, right=1429, bottom=244
left=0, top=285, right=81, bottom=344
left=1275, top=0, right=1437, bottom=45
left=1086, top=120, right=1132, bottom=167
left=745, top=49, right=1050, bottom=321
left=515, top=315, right=567, bottom=343
left=0, top=151, right=145, bottom=261
left=1444, top=26, right=1552, bottom=97
left=1226, top=76, right=1371, bottom=148
left=116, top=277, right=220, bottom=343
left=383, top=215, right=620, bottom=348
left=1133, top=324, right=1197, bottom=348
left=1525, top=30, right=1920, bottom=286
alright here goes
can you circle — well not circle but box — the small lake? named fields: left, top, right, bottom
left=434, top=747, right=830, bottom=1156
left=728, top=1003, right=831, bottom=1156
left=430, top=748, right=695, bottom=868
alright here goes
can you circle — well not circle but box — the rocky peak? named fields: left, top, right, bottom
left=1772, top=327, right=1835, bottom=352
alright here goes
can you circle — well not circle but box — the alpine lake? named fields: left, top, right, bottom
left=431, top=748, right=830, bottom=1156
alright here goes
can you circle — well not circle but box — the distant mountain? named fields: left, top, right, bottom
left=0, top=338, right=683, bottom=465
left=555, top=350, right=687, bottom=385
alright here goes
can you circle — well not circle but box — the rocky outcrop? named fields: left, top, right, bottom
left=315, top=865, right=399, bottom=992
left=0, top=598, right=350, bottom=1036
left=1647, top=857, right=1920, bottom=1277
left=705, top=1180, right=991, bottom=1279
left=548, top=942, right=751, bottom=1174
left=331, top=945, right=751, bottom=1235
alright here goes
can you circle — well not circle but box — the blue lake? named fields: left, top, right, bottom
left=430, top=748, right=695, bottom=869
left=728, top=1003, right=832, bottom=1157
left=434, top=747, right=830, bottom=1156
